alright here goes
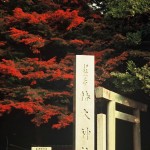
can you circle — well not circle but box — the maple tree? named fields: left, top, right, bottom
left=0, top=0, right=149, bottom=132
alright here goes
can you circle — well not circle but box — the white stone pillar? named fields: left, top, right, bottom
left=74, top=55, right=95, bottom=150
left=97, top=114, right=106, bottom=150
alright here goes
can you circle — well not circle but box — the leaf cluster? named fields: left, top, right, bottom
left=0, top=0, right=149, bottom=129
left=111, top=61, right=150, bottom=95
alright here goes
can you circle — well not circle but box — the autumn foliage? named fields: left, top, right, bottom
left=0, top=0, right=130, bottom=129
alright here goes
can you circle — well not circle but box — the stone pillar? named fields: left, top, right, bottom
left=74, top=55, right=95, bottom=150
left=97, top=114, right=106, bottom=150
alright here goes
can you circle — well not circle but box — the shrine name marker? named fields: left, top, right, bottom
left=74, top=55, right=95, bottom=150
left=31, top=147, right=52, bottom=150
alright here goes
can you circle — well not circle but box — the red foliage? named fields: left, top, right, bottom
left=62, top=73, right=74, bottom=79
left=9, top=27, right=29, bottom=39
left=50, top=9, right=84, bottom=30
left=10, top=8, right=84, bottom=31
left=0, top=59, right=23, bottom=79
left=30, top=80, right=37, bottom=85
left=92, top=14, right=102, bottom=20
left=70, top=39, right=84, bottom=45
left=31, top=105, right=63, bottom=126
left=66, top=15, right=84, bottom=30
left=9, top=27, right=46, bottom=53
left=63, top=0, right=68, bottom=3
left=46, top=91, right=71, bottom=98
left=0, top=41, right=6, bottom=46
left=20, top=36, right=45, bottom=46
left=0, top=102, right=14, bottom=115
left=24, top=71, right=48, bottom=80
left=14, top=102, right=35, bottom=114
left=13, top=8, right=49, bottom=24
left=63, top=0, right=79, bottom=4
left=0, top=1, right=131, bottom=129
left=52, top=113, right=73, bottom=129
left=105, top=52, right=128, bottom=70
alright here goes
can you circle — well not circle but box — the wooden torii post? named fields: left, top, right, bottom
left=95, top=87, right=147, bottom=150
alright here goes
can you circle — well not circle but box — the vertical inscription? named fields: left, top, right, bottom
left=75, top=55, right=95, bottom=150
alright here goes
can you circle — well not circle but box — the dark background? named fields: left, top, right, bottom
left=0, top=100, right=149, bottom=150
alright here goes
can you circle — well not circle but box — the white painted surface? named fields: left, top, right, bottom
left=75, top=55, right=95, bottom=150
left=31, top=147, right=52, bottom=150
left=97, top=114, right=106, bottom=150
